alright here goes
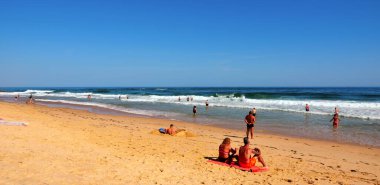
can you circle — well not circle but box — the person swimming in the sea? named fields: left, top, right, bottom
left=238, top=137, right=267, bottom=168
left=218, top=138, right=237, bottom=163
left=178, top=97, right=181, bottom=101
left=187, top=97, right=190, bottom=101
left=87, top=94, right=91, bottom=100
left=205, top=100, right=209, bottom=107
left=305, top=104, right=310, bottom=112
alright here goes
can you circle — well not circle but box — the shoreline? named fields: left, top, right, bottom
left=0, top=101, right=379, bottom=184
left=3, top=98, right=378, bottom=149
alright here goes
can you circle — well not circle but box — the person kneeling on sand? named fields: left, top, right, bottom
left=218, top=138, right=237, bottom=163
left=238, top=137, right=267, bottom=168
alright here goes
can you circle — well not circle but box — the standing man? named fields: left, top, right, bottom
left=244, top=111, right=256, bottom=139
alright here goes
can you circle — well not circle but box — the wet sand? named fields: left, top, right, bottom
left=0, top=101, right=379, bottom=184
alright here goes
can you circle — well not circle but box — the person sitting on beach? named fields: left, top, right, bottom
left=244, top=111, right=255, bottom=139
left=238, top=137, right=267, bottom=168
left=330, top=112, right=340, bottom=128
left=166, top=124, right=177, bottom=135
left=218, top=138, right=237, bottom=163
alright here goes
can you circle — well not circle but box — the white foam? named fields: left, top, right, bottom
left=35, top=99, right=181, bottom=117
left=1, top=90, right=379, bottom=120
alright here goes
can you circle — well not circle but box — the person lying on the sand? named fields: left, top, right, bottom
left=166, top=124, right=177, bottom=135
left=238, top=137, right=267, bottom=168
left=218, top=138, right=237, bottom=163
left=158, top=124, right=186, bottom=136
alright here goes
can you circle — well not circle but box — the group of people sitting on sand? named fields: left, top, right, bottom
left=159, top=123, right=268, bottom=169
left=218, top=137, right=267, bottom=169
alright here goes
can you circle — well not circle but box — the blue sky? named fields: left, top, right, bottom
left=0, top=0, right=379, bottom=87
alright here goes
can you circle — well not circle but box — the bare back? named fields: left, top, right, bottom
left=219, top=144, right=231, bottom=159
left=238, top=145, right=252, bottom=163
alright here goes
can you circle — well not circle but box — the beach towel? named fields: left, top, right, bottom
left=207, top=159, right=269, bottom=173
left=0, top=120, right=28, bottom=126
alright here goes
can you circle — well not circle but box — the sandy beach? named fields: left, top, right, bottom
left=0, top=101, right=379, bottom=184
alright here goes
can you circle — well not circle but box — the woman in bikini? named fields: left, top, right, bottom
left=218, top=138, right=237, bottom=163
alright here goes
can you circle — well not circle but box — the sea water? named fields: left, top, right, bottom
left=1, top=87, right=379, bottom=147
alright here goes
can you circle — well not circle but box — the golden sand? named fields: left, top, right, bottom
left=0, top=101, right=379, bottom=184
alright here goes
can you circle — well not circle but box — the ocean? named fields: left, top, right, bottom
left=1, top=87, right=379, bottom=147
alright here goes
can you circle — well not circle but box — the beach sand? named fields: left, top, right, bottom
left=0, top=101, right=379, bottom=184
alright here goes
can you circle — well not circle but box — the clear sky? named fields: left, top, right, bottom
left=0, top=0, right=379, bottom=87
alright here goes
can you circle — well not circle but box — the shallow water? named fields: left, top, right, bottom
left=1, top=87, right=379, bottom=147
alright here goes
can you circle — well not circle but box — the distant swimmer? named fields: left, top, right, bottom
left=190, top=97, right=193, bottom=101
left=244, top=111, right=256, bottom=139
left=87, top=94, right=92, bottom=100
left=251, top=108, right=257, bottom=116
left=119, top=95, right=121, bottom=100
left=334, top=107, right=339, bottom=114
left=178, top=97, right=181, bottom=101
left=193, top=106, right=197, bottom=115
left=205, top=100, right=209, bottom=107
left=126, top=95, right=128, bottom=99
left=187, top=97, right=190, bottom=101
left=305, top=104, right=310, bottom=112
left=330, top=111, right=340, bottom=128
